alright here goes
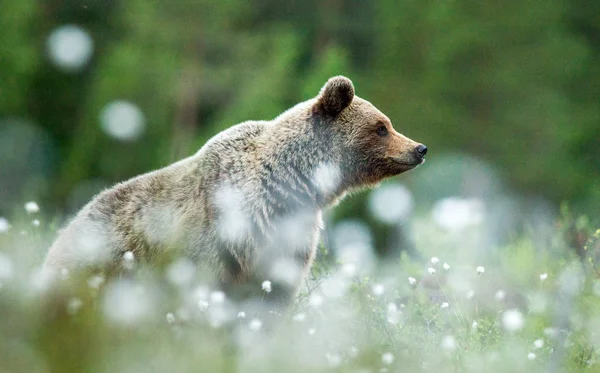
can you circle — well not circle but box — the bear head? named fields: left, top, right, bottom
left=312, top=76, right=427, bottom=188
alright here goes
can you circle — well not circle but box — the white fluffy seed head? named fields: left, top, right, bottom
left=533, top=339, right=544, bottom=349
left=476, top=266, right=485, bottom=274
left=502, top=309, right=524, bottom=331
left=443, top=263, right=450, bottom=271
left=382, top=352, right=394, bottom=365
left=441, top=335, right=457, bottom=352
left=428, top=267, right=436, bottom=275
left=0, top=217, right=9, bottom=233
left=261, top=280, right=272, bottom=293
left=0, top=253, right=14, bottom=280
left=293, top=313, right=306, bottom=322
left=25, top=201, right=40, bottom=214
left=408, top=277, right=417, bottom=286
left=249, top=318, right=262, bottom=331
left=166, top=313, right=176, bottom=324
left=430, top=257, right=439, bottom=264
left=372, top=283, right=385, bottom=296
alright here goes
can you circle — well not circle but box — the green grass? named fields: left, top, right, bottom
left=0, top=208, right=599, bottom=373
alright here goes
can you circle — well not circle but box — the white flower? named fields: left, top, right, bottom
left=198, top=300, right=209, bottom=311
left=502, top=309, right=524, bottom=331
left=430, top=257, right=439, bottom=264
left=262, top=280, right=272, bottom=293
left=441, top=302, right=449, bottom=309
left=32, top=219, right=40, bottom=227
left=382, top=352, right=394, bottom=365
left=441, top=335, right=456, bottom=352
left=309, top=293, right=323, bottom=308
left=476, top=266, right=485, bottom=274
left=466, top=290, right=475, bottom=299
left=428, top=267, right=436, bottom=275
left=443, top=263, right=450, bottom=270
left=408, top=277, right=417, bottom=286
left=122, top=251, right=135, bottom=270
left=472, top=321, right=478, bottom=330
left=67, top=297, right=83, bottom=315
left=495, top=290, right=506, bottom=301
left=540, top=273, right=548, bottom=281
left=0, top=253, right=14, bottom=280
left=237, top=311, right=246, bottom=319
left=387, top=303, right=400, bottom=324
left=166, top=312, right=176, bottom=324
left=372, top=283, right=385, bottom=296
left=533, top=339, right=544, bottom=349
left=210, top=291, right=225, bottom=304
left=293, top=313, right=306, bottom=322
left=527, top=352, right=536, bottom=360
left=88, top=275, right=105, bottom=289
left=0, top=217, right=10, bottom=233
left=25, top=201, right=40, bottom=214
left=249, top=318, right=262, bottom=331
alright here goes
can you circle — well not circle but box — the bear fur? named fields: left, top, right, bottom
left=44, top=76, right=426, bottom=307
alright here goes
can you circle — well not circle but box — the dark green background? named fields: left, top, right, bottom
left=1, top=0, right=599, bottom=219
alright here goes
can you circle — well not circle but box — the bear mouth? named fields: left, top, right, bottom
left=390, top=157, right=424, bottom=168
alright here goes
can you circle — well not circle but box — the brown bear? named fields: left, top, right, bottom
left=44, top=76, right=427, bottom=309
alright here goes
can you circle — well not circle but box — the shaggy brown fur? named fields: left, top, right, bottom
left=45, top=76, right=426, bottom=307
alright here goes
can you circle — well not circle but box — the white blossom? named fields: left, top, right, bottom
left=32, top=219, right=40, bottom=227
left=441, top=302, right=449, bottom=309
left=540, top=273, right=548, bottom=281
left=67, top=297, right=83, bottom=315
left=441, top=335, right=457, bottom=352
left=527, top=352, right=536, bottom=360
left=249, top=318, right=262, bottom=331
left=0, top=218, right=9, bottom=233
left=533, top=339, right=544, bottom=349
left=372, top=283, right=385, bottom=296
left=443, top=263, right=450, bottom=271
left=210, top=291, right=225, bottom=304
left=476, top=266, right=485, bottom=274
left=262, top=280, right=272, bottom=293
left=428, top=267, right=436, bottom=275
left=198, top=300, right=209, bottom=311
left=495, top=290, right=506, bottom=301
left=430, top=257, right=439, bottom=264
left=502, top=309, right=524, bottom=331
left=166, top=313, right=176, bottom=324
left=382, top=352, right=394, bottom=365
left=293, top=313, right=306, bottom=322
left=25, top=201, right=40, bottom=214
left=408, top=277, right=417, bottom=286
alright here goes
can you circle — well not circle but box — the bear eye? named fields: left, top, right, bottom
left=377, top=125, right=388, bottom=137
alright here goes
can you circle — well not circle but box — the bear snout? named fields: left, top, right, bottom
left=415, top=144, right=428, bottom=159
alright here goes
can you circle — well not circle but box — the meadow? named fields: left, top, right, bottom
left=1, top=188, right=598, bottom=373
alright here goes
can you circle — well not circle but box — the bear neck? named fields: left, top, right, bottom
left=260, top=120, right=345, bottom=215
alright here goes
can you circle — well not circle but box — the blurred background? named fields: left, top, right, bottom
left=1, top=0, right=599, bottom=256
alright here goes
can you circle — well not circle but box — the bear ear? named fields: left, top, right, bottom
left=313, top=76, right=355, bottom=117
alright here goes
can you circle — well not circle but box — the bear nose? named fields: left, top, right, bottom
left=415, top=144, right=428, bottom=158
